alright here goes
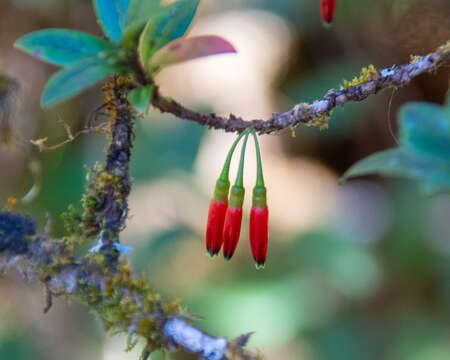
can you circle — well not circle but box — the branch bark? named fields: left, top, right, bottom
left=81, top=79, right=134, bottom=258
left=150, top=42, right=450, bottom=134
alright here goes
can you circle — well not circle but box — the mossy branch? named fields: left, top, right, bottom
left=0, top=78, right=259, bottom=360
left=148, top=41, right=450, bottom=134
left=0, top=211, right=260, bottom=359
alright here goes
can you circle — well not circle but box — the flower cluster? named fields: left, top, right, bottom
left=205, top=129, right=269, bottom=269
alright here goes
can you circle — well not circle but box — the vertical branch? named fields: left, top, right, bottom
left=82, top=78, right=134, bottom=258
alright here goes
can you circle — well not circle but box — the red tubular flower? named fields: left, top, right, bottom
left=250, top=206, right=269, bottom=268
left=206, top=129, right=250, bottom=257
left=223, top=207, right=243, bottom=260
left=321, top=0, right=337, bottom=24
left=249, top=130, right=269, bottom=269
left=206, top=199, right=228, bottom=255
left=223, top=132, right=249, bottom=260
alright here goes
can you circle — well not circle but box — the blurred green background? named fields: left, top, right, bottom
left=1, top=0, right=450, bottom=359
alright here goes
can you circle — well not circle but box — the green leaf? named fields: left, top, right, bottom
left=343, top=99, right=450, bottom=194
left=399, top=102, right=450, bottom=160
left=137, top=15, right=160, bottom=67
left=14, top=29, right=116, bottom=66
left=343, top=149, right=450, bottom=195
left=147, top=35, right=236, bottom=73
left=93, top=0, right=130, bottom=42
left=127, top=85, right=153, bottom=114
left=41, top=57, right=122, bottom=108
left=125, top=0, right=199, bottom=49
left=126, top=0, right=160, bottom=28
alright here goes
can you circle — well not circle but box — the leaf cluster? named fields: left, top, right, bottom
left=14, top=0, right=235, bottom=111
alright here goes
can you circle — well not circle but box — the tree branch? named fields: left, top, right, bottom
left=81, top=78, right=135, bottom=258
left=0, top=211, right=258, bottom=360
left=151, top=41, right=450, bottom=134
left=0, top=78, right=258, bottom=360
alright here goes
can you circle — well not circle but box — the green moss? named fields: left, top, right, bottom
left=342, top=64, right=379, bottom=89
left=307, top=109, right=334, bottom=130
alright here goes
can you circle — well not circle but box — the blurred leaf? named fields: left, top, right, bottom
left=344, top=149, right=450, bottom=194
left=14, top=29, right=116, bottom=66
left=288, top=231, right=382, bottom=299
left=400, top=102, right=450, bottom=160
left=26, top=134, right=86, bottom=235
left=125, top=0, right=199, bottom=50
left=344, top=100, right=450, bottom=194
left=93, top=0, right=131, bottom=42
left=127, top=85, right=153, bottom=114
left=388, top=310, right=450, bottom=360
left=385, top=183, right=437, bottom=276
left=307, top=316, right=378, bottom=360
left=187, top=277, right=338, bottom=349
left=147, top=35, right=236, bottom=73
left=41, top=57, right=122, bottom=107
left=132, top=226, right=190, bottom=272
left=131, top=116, right=205, bottom=182
left=0, top=334, right=44, bottom=360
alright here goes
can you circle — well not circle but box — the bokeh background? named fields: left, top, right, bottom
left=1, top=0, right=450, bottom=359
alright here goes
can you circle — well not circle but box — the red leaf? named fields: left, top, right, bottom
left=148, top=35, right=236, bottom=72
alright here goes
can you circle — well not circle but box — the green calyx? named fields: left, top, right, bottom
left=229, top=185, right=245, bottom=209
left=252, top=185, right=267, bottom=209
left=213, top=128, right=251, bottom=203
left=251, top=129, right=267, bottom=208
left=213, top=178, right=230, bottom=203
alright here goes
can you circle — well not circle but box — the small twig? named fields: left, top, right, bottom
left=387, top=88, right=399, bottom=145
left=30, top=120, right=109, bottom=152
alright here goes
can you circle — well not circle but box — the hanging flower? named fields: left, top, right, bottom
left=249, top=130, right=269, bottom=269
left=223, top=132, right=250, bottom=260
left=206, top=129, right=250, bottom=256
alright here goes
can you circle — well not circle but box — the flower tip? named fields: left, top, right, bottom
left=207, top=251, right=219, bottom=259
left=322, top=20, right=333, bottom=28
left=255, top=262, right=265, bottom=270
left=223, top=252, right=233, bottom=261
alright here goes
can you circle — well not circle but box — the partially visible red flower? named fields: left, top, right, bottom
left=321, top=0, right=337, bottom=24
left=250, top=206, right=269, bottom=268
left=223, top=206, right=243, bottom=260
left=206, top=199, right=228, bottom=256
